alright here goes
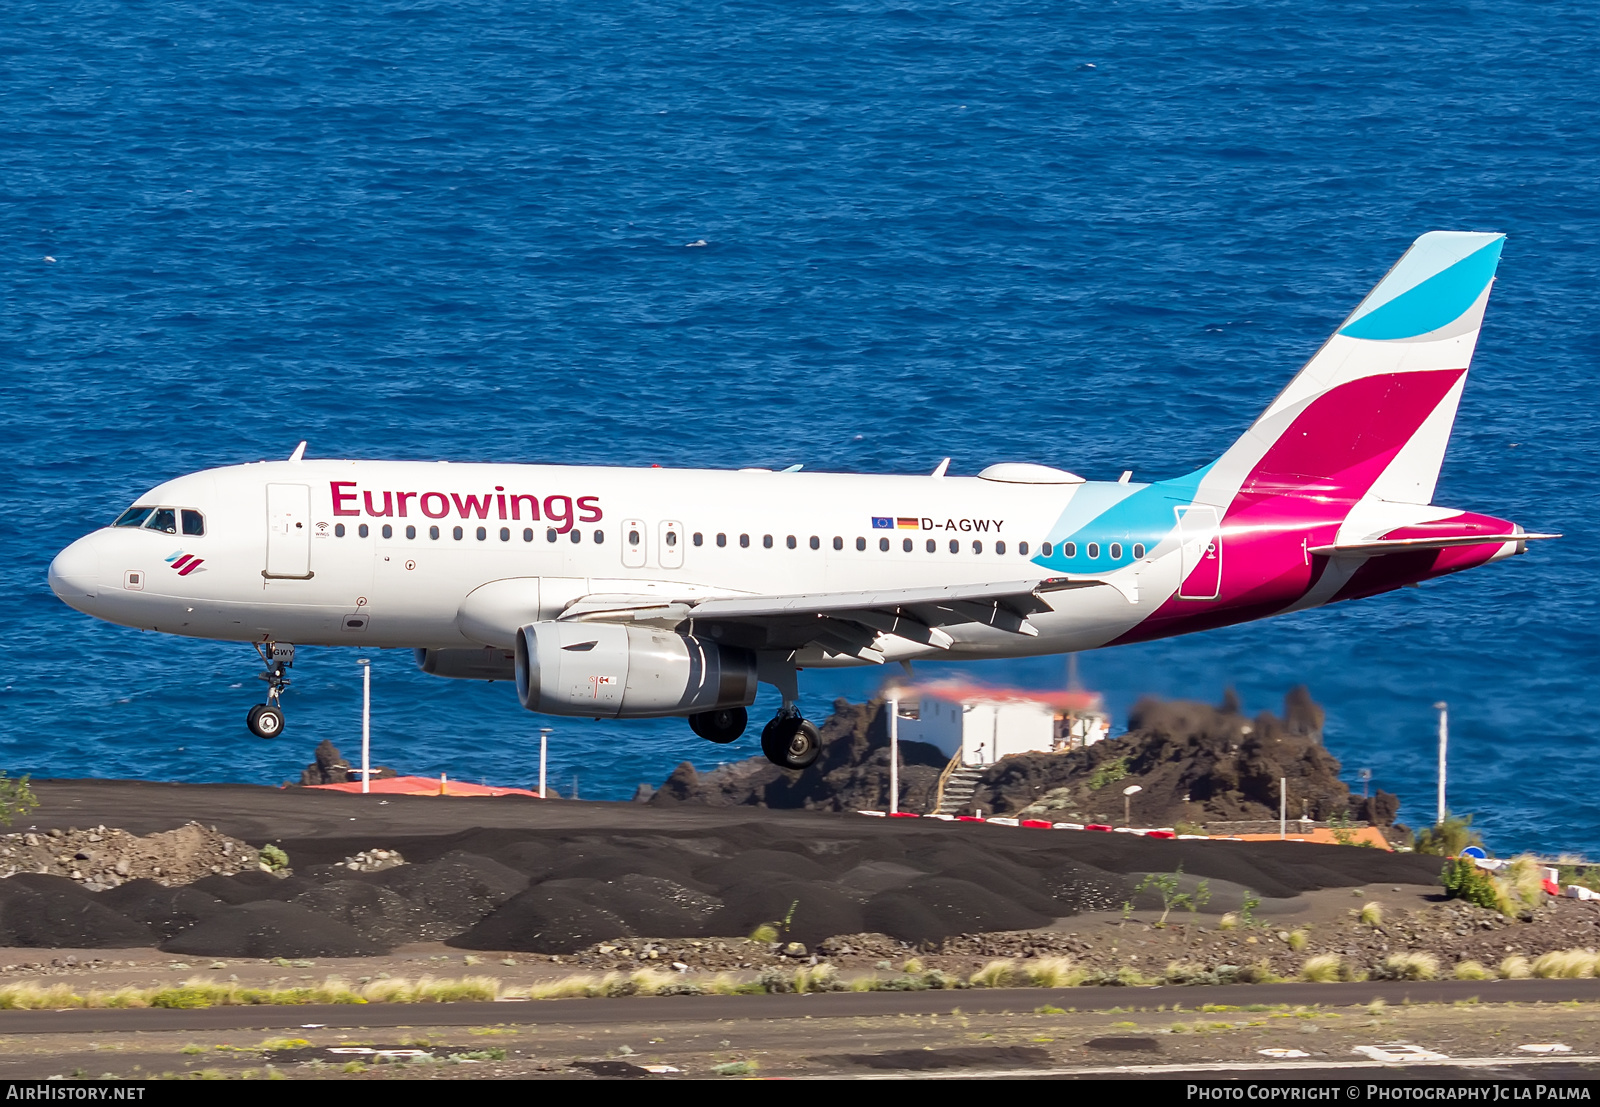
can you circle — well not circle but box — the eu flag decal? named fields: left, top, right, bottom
left=871, top=517, right=892, bottom=529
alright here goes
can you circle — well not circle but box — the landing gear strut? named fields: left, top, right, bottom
left=247, top=641, right=294, bottom=739
left=689, top=706, right=748, bottom=744
left=761, top=708, right=821, bottom=771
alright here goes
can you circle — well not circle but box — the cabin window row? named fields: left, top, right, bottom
left=331, top=523, right=605, bottom=544
left=326, top=524, right=1146, bottom=561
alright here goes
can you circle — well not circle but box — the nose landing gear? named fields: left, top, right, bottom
left=247, top=642, right=294, bottom=739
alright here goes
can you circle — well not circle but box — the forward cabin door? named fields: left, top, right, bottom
left=1176, top=504, right=1221, bottom=600
left=265, top=483, right=313, bottom=579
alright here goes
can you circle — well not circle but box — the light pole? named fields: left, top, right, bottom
left=538, top=727, right=552, bottom=799
left=1279, top=777, right=1287, bottom=840
left=358, top=658, right=371, bottom=794
left=1434, top=701, right=1448, bottom=826
left=888, top=695, right=900, bottom=815
left=1122, top=783, right=1141, bottom=826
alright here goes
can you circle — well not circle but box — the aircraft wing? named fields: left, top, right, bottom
left=559, top=576, right=1100, bottom=661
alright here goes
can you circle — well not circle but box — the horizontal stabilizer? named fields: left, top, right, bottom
left=1309, top=533, right=1559, bottom=557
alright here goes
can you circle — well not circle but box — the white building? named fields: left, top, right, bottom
left=890, top=680, right=1110, bottom=767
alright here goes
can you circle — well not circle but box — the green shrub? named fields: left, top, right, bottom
left=1413, top=814, right=1482, bottom=856
left=259, top=844, right=289, bottom=871
left=1088, top=757, right=1129, bottom=791
left=1441, top=856, right=1498, bottom=909
left=0, top=774, right=38, bottom=827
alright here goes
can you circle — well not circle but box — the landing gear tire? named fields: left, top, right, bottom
left=761, top=715, right=821, bottom=770
left=689, top=706, right=748, bottom=744
left=247, top=704, right=285, bottom=739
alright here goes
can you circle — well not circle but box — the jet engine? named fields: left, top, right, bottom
left=514, top=621, right=757, bottom=718
left=415, top=646, right=517, bottom=681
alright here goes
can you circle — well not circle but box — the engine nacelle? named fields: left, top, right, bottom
left=415, top=647, right=516, bottom=682
left=514, top=621, right=757, bottom=718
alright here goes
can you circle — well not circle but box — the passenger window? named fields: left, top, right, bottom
left=856, top=537, right=867, bottom=551
left=476, top=526, right=487, bottom=541
left=717, top=533, right=727, bottom=548
left=925, top=539, right=935, bottom=553
left=973, top=540, right=983, bottom=554
left=879, top=537, right=890, bottom=552
left=335, top=523, right=346, bottom=538
left=359, top=524, right=370, bottom=538
left=1088, top=542, right=1100, bottom=558
left=1019, top=541, right=1029, bottom=556
left=548, top=528, right=559, bottom=542
left=594, top=529, right=604, bottom=544
left=833, top=537, right=843, bottom=551
left=810, top=536, right=819, bottom=550
left=693, top=532, right=703, bottom=547
left=996, top=540, right=1006, bottom=555
left=1065, top=542, right=1077, bottom=557
left=1110, top=542, right=1122, bottom=559
left=500, top=527, right=510, bottom=541
left=406, top=525, right=417, bottom=539
left=1042, top=542, right=1053, bottom=556
left=523, top=528, right=534, bottom=542
left=666, top=531, right=677, bottom=547
left=430, top=526, right=441, bottom=540
left=453, top=526, right=464, bottom=541
left=785, top=535, right=796, bottom=550
left=1133, top=543, right=1145, bottom=558
left=740, top=534, right=750, bottom=548
left=382, top=524, right=393, bottom=539
left=570, top=529, right=581, bottom=543
left=949, top=539, right=959, bottom=554
left=114, top=506, right=154, bottom=528
left=902, top=538, right=913, bottom=553
left=181, top=510, right=205, bottom=536
left=763, top=535, right=773, bottom=549
left=145, top=508, right=177, bottom=534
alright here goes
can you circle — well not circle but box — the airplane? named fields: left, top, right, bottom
left=48, top=231, right=1556, bottom=772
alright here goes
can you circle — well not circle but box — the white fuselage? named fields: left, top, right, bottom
left=50, top=459, right=1166, bottom=665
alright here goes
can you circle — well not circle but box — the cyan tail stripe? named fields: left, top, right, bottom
left=1339, top=237, right=1503, bottom=341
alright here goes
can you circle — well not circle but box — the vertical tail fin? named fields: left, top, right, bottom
left=1205, top=231, right=1505, bottom=505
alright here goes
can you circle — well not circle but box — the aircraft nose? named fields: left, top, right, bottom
left=49, top=535, right=102, bottom=605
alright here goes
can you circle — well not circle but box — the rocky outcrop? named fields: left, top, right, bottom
left=966, top=686, right=1398, bottom=828
left=299, top=740, right=397, bottom=786
left=645, top=699, right=949, bottom=812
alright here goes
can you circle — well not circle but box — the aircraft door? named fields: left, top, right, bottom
left=265, top=483, right=313, bottom=579
left=1176, top=504, right=1221, bottom=600
left=621, top=518, right=647, bottom=569
left=659, top=520, right=684, bottom=569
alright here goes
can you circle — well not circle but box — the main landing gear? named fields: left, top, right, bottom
left=689, top=706, right=748, bottom=744
left=760, top=708, right=821, bottom=771
left=246, top=641, right=294, bottom=739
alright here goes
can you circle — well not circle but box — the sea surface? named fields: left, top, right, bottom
left=2, top=1, right=1596, bottom=853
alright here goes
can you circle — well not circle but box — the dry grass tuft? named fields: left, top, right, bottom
left=1498, top=955, right=1532, bottom=979
left=1452, top=960, right=1491, bottom=981
left=1530, top=949, right=1597, bottom=979
left=1381, top=951, right=1438, bottom=981
left=1023, top=957, right=1081, bottom=988
left=1359, top=901, right=1384, bottom=927
left=968, top=960, right=1022, bottom=988
left=1286, top=929, right=1309, bottom=953
left=1300, top=954, right=1347, bottom=983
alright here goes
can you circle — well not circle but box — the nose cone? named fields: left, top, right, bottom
left=49, top=535, right=101, bottom=608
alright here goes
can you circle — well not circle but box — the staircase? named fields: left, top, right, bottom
left=935, top=765, right=987, bottom=816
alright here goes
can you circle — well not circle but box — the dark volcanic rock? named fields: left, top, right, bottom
left=966, top=687, right=1379, bottom=827
left=0, top=877, right=154, bottom=947
left=299, top=740, right=397, bottom=786
left=160, top=900, right=380, bottom=958
left=646, top=699, right=947, bottom=812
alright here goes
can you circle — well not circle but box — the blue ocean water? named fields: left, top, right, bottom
left=2, top=1, right=1597, bottom=852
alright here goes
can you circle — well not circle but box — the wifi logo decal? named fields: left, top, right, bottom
left=165, top=550, right=206, bottom=576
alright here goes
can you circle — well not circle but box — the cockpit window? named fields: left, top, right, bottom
left=145, top=508, right=178, bottom=534
left=114, top=506, right=154, bottom=528
left=181, top=509, right=205, bottom=536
